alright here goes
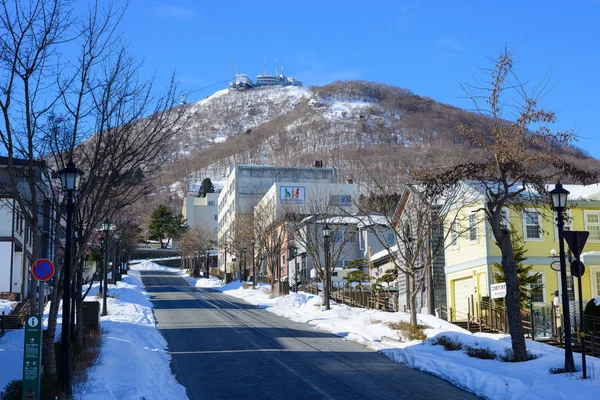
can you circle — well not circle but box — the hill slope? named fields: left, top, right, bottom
left=161, top=80, right=594, bottom=197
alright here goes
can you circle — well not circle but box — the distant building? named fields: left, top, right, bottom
left=229, top=59, right=302, bottom=91
left=217, top=163, right=338, bottom=274
left=182, top=193, right=219, bottom=234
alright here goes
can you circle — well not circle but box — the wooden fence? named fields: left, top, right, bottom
left=301, top=282, right=397, bottom=312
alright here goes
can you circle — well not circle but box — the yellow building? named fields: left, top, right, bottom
left=445, top=182, right=600, bottom=319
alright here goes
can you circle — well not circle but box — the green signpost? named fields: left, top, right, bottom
left=22, top=314, right=42, bottom=400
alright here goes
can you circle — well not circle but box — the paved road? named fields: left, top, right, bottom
left=141, top=270, right=478, bottom=400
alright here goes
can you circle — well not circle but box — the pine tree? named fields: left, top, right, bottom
left=198, top=178, right=215, bottom=197
left=148, top=205, right=189, bottom=248
left=493, top=231, right=542, bottom=309
left=343, top=258, right=370, bottom=288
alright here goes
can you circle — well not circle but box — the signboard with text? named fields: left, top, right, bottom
left=490, top=283, right=507, bottom=299
left=280, top=186, right=305, bottom=204
left=22, top=315, right=42, bottom=399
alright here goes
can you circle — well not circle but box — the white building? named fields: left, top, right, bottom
left=217, top=163, right=339, bottom=273
left=181, top=193, right=219, bottom=234
left=0, top=157, right=54, bottom=301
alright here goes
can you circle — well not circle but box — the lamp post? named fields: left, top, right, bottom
left=550, top=180, right=575, bottom=373
left=114, top=231, right=120, bottom=282
left=58, top=160, right=84, bottom=396
left=223, top=244, right=228, bottom=283
left=101, top=219, right=111, bottom=317
left=99, top=237, right=105, bottom=294
left=289, top=246, right=297, bottom=292
left=251, top=238, right=256, bottom=288
left=322, top=225, right=331, bottom=310
left=242, top=248, right=247, bottom=282
left=205, top=249, right=210, bottom=278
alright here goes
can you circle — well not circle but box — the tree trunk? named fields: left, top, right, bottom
left=409, top=273, right=418, bottom=326
left=43, top=281, right=61, bottom=377
left=500, top=241, right=528, bottom=361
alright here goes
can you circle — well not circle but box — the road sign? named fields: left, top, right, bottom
left=490, top=283, right=506, bottom=299
left=22, top=315, right=42, bottom=399
left=563, top=231, right=589, bottom=259
left=32, top=258, right=55, bottom=281
left=570, top=260, right=586, bottom=278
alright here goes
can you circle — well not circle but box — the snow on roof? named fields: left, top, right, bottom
left=550, top=183, right=600, bottom=201
left=371, top=245, right=398, bottom=262
left=315, top=214, right=389, bottom=228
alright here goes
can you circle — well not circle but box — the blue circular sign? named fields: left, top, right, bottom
left=32, top=258, right=55, bottom=281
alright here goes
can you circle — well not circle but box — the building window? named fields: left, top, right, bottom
left=387, top=231, right=395, bottom=246
left=344, top=230, right=356, bottom=244
left=329, top=195, right=352, bottom=206
left=469, top=214, right=477, bottom=242
left=554, top=210, right=572, bottom=240
left=333, top=230, right=344, bottom=243
left=527, top=274, right=545, bottom=303
left=523, top=210, right=541, bottom=240
left=585, top=212, right=600, bottom=241
left=208, top=201, right=216, bottom=206
left=450, top=221, right=458, bottom=248
left=214, top=215, right=218, bottom=221
left=566, top=274, right=575, bottom=301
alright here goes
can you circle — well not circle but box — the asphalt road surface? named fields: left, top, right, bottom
left=141, top=270, right=478, bottom=400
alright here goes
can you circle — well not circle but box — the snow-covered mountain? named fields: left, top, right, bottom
left=163, top=80, right=591, bottom=197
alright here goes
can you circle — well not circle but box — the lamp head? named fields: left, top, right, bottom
left=102, top=219, right=111, bottom=232
left=58, top=160, right=84, bottom=192
left=550, top=248, right=557, bottom=256
left=322, top=224, right=331, bottom=238
left=550, top=180, right=569, bottom=211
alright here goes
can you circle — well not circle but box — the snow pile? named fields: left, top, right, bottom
left=219, top=283, right=600, bottom=400
left=0, top=325, right=23, bottom=390
left=0, top=300, right=16, bottom=315
left=78, top=264, right=187, bottom=399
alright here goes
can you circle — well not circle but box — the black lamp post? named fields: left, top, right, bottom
left=242, top=248, right=247, bottom=282
left=251, top=238, right=256, bottom=288
left=205, top=249, right=210, bottom=278
left=58, top=160, right=84, bottom=396
left=114, top=231, right=120, bottom=282
left=223, top=244, right=228, bottom=283
left=322, top=225, right=331, bottom=310
left=101, top=219, right=111, bottom=317
left=550, top=180, right=575, bottom=373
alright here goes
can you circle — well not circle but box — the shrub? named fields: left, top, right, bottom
left=499, top=348, right=538, bottom=362
left=549, top=367, right=568, bottom=374
left=431, top=335, right=463, bottom=351
left=463, top=345, right=497, bottom=360
left=0, top=380, right=21, bottom=400
left=386, top=321, right=428, bottom=341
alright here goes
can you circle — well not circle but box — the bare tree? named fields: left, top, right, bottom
left=415, top=48, right=597, bottom=362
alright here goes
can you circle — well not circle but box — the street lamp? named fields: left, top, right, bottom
left=550, top=180, right=575, bottom=372
left=322, top=225, right=331, bottom=310
left=101, top=219, right=111, bottom=317
left=58, top=160, right=84, bottom=396
left=114, top=231, right=121, bottom=282
left=251, top=238, right=256, bottom=288
left=289, top=246, right=298, bottom=293
left=242, top=248, right=247, bottom=282
left=223, top=244, right=228, bottom=283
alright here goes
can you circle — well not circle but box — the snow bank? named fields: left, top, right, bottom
left=78, top=262, right=188, bottom=399
left=0, top=300, right=16, bottom=315
left=219, top=284, right=600, bottom=400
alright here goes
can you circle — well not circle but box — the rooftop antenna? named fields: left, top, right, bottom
left=276, top=58, right=279, bottom=76
left=229, top=56, right=232, bottom=86
left=179, top=94, right=186, bottom=106
left=261, top=152, right=267, bottom=165
left=264, top=57, right=267, bottom=74
left=281, top=57, right=284, bottom=76
left=236, top=63, right=239, bottom=75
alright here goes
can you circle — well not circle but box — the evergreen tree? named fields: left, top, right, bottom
left=148, top=205, right=189, bottom=248
left=343, top=258, right=370, bottom=288
left=493, top=230, right=542, bottom=309
left=198, top=178, right=215, bottom=197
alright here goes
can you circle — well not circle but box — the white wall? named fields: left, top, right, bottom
left=0, top=202, right=13, bottom=237
left=0, top=241, right=12, bottom=292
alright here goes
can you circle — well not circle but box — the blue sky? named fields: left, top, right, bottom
left=111, top=0, right=599, bottom=157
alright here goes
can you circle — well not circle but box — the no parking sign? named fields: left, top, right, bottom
left=32, top=258, right=55, bottom=281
